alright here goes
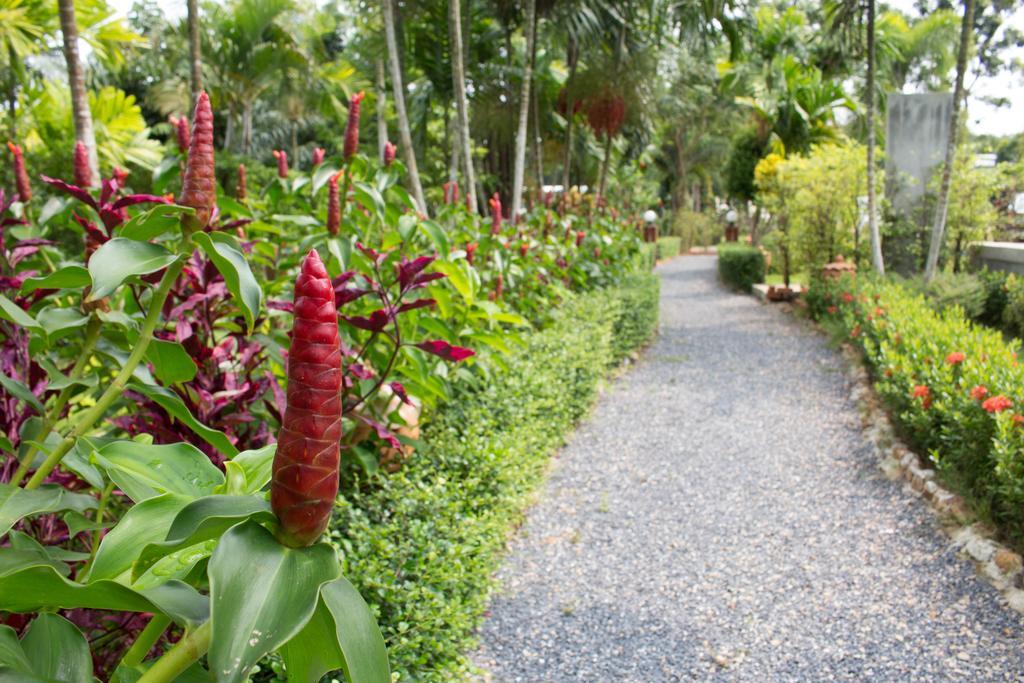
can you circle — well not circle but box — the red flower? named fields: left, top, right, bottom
left=466, top=242, right=478, bottom=265
left=945, top=352, right=966, bottom=365
left=850, top=324, right=861, bottom=339
left=827, top=305, right=838, bottom=314
left=7, top=141, right=31, bottom=201
left=383, top=141, right=396, bottom=167
left=326, top=171, right=342, bottom=235
left=271, top=250, right=342, bottom=548
left=443, top=181, right=459, bottom=205
left=73, top=141, right=92, bottom=188
left=236, top=164, right=247, bottom=200
left=179, top=91, right=216, bottom=232
left=971, top=385, right=989, bottom=401
left=912, top=385, right=931, bottom=409
left=576, top=231, right=585, bottom=247
left=520, top=242, right=529, bottom=257
left=841, top=292, right=854, bottom=303
left=489, top=193, right=502, bottom=234
left=983, top=395, right=1013, bottom=414
left=1013, top=414, right=1024, bottom=427
left=884, top=368, right=893, bottom=378
left=273, top=150, right=289, bottom=178
left=343, top=91, right=365, bottom=160
left=311, top=147, right=325, bottom=167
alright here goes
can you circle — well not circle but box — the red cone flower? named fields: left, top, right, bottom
left=271, top=249, right=342, bottom=548
left=179, top=91, right=216, bottom=233
left=312, top=147, right=325, bottom=167
left=73, top=141, right=92, bottom=188
left=489, top=193, right=502, bottom=235
left=576, top=230, right=585, bottom=247
left=173, top=115, right=190, bottom=154
left=466, top=242, right=478, bottom=264
left=236, top=164, right=247, bottom=200
left=7, top=142, right=30, bottom=202
left=326, top=171, right=342, bottom=236
left=383, top=141, right=396, bottom=167
left=343, top=91, right=365, bottom=160
left=273, top=150, right=289, bottom=178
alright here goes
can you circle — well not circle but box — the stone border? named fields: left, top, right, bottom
left=838, top=343, right=1024, bottom=613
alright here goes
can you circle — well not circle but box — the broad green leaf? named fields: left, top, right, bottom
left=36, top=358, right=98, bottom=392
left=0, top=484, right=97, bottom=537
left=63, top=510, right=107, bottom=538
left=145, top=339, right=198, bottom=384
left=87, top=493, right=191, bottom=582
left=217, top=196, right=252, bottom=219
left=0, top=625, right=34, bottom=678
left=88, top=238, right=177, bottom=299
left=129, top=382, right=238, bottom=457
left=208, top=522, right=341, bottom=683
left=270, top=214, right=320, bottom=227
left=20, top=266, right=90, bottom=293
left=36, top=307, right=90, bottom=338
left=421, top=220, right=450, bottom=255
left=433, top=262, right=474, bottom=304
left=134, top=496, right=275, bottom=579
left=192, top=232, right=263, bottom=333
left=312, top=165, right=339, bottom=195
left=132, top=539, right=217, bottom=591
left=0, top=373, right=44, bottom=415
left=119, top=205, right=192, bottom=242
left=0, top=550, right=208, bottom=626
left=21, top=613, right=92, bottom=683
left=94, top=441, right=224, bottom=503
left=0, top=294, right=42, bottom=333
left=228, top=444, right=276, bottom=493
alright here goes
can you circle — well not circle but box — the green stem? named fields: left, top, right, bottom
left=9, top=316, right=102, bottom=486
left=82, top=481, right=114, bottom=570
left=137, top=621, right=211, bottom=683
left=120, top=614, right=172, bottom=669
left=23, top=257, right=186, bottom=490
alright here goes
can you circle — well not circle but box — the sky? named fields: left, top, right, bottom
left=110, top=0, right=1024, bottom=138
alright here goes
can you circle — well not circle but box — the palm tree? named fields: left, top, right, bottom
left=382, top=0, right=427, bottom=214
left=924, top=0, right=976, bottom=281
left=0, top=0, right=52, bottom=135
left=58, top=0, right=100, bottom=183
left=448, top=0, right=477, bottom=212
left=510, top=0, right=536, bottom=218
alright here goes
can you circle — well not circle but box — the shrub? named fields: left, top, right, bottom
left=1002, top=274, right=1024, bottom=339
left=334, top=281, right=659, bottom=681
left=978, top=269, right=1010, bottom=328
left=916, top=272, right=988, bottom=321
left=717, top=244, right=765, bottom=292
left=670, top=209, right=718, bottom=250
left=656, top=236, right=681, bottom=260
left=608, top=273, right=660, bottom=363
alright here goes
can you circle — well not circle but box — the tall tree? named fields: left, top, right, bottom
left=376, top=57, right=388, bottom=163
left=448, top=0, right=477, bottom=213
left=924, top=0, right=976, bottom=281
left=561, top=37, right=578, bottom=191
left=866, top=0, right=884, bottom=274
left=58, top=0, right=99, bottom=184
left=187, top=0, right=202, bottom=105
left=382, top=0, right=427, bottom=215
left=510, top=0, right=537, bottom=219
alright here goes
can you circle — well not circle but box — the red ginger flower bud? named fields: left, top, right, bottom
left=312, top=147, right=325, bottom=167
left=273, top=150, right=289, bottom=178
left=7, top=142, right=31, bottom=202
left=343, top=91, right=365, bottom=160
left=179, top=91, right=216, bottom=233
left=326, top=171, right=342, bottom=235
left=271, top=249, right=343, bottom=548
left=383, top=141, right=396, bottom=166
left=466, top=242, right=478, bottom=264
left=174, top=115, right=190, bottom=154
left=489, top=193, right=502, bottom=234
left=73, top=141, right=92, bottom=187
left=576, top=230, right=585, bottom=247
left=236, top=164, right=247, bottom=200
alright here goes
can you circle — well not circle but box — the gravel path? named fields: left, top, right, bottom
left=472, top=255, right=1024, bottom=682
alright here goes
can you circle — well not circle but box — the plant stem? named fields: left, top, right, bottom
left=136, top=621, right=211, bottom=683
left=9, top=315, right=102, bottom=486
left=120, top=614, right=172, bottom=669
left=23, top=256, right=186, bottom=490
left=83, top=480, right=115, bottom=569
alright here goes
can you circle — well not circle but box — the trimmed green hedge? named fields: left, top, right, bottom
left=656, top=236, right=681, bottom=260
left=333, top=281, right=660, bottom=681
left=717, top=244, right=765, bottom=292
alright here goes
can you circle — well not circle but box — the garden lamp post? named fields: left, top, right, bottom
left=643, top=209, right=658, bottom=243
left=725, top=209, right=739, bottom=242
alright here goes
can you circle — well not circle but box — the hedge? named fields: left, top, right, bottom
left=811, top=275, right=1024, bottom=546
left=332, top=277, right=660, bottom=681
left=656, top=236, right=681, bottom=260
left=717, top=244, right=765, bottom=292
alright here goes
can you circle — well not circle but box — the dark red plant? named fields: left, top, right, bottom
left=170, top=115, right=190, bottom=155
left=273, top=150, right=289, bottom=179
left=73, top=141, right=92, bottom=188
left=383, top=141, right=396, bottom=167
left=7, top=142, right=31, bottom=201
left=312, top=147, right=325, bottom=167
left=343, top=91, right=366, bottom=160
left=271, top=250, right=342, bottom=547
left=585, top=87, right=626, bottom=139
left=466, top=242, right=477, bottom=265
left=489, top=193, right=502, bottom=235
left=443, top=181, right=459, bottom=205
left=236, top=164, right=247, bottom=200
left=327, top=171, right=342, bottom=235
left=179, top=92, right=216, bottom=233
left=576, top=230, right=585, bottom=247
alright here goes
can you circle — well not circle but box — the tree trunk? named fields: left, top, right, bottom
left=224, top=110, right=235, bottom=152
left=382, top=0, right=428, bottom=215
left=924, top=0, right=976, bottom=281
left=531, top=13, right=544, bottom=193
left=448, top=0, right=478, bottom=212
left=510, top=0, right=536, bottom=219
left=58, top=0, right=99, bottom=184
left=242, top=100, right=253, bottom=155
left=597, top=134, right=613, bottom=200
left=866, top=0, right=884, bottom=274
left=376, top=57, right=388, bottom=163
left=187, top=0, right=202, bottom=106
left=561, top=39, right=578, bottom=193
left=290, top=122, right=298, bottom=166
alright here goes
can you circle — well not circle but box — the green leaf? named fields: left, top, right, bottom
left=129, top=382, right=238, bottom=457
left=421, top=220, right=450, bottom=255
left=0, top=373, right=44, bottom=415
left=21, top=613, right=92, bottom=683
left=0, top=549, right=208, bottom=626
left=208, top=522, right=341, bottom=683
left=192, top=232, right=263, bottom=333
left=134, top=496, right=275, bottom=580
left=36, top=307, right=90, bottom=339
left=63, top=510, right=107, bottom=538
left=0, top=625, right=35, bottom=678
left=94, top=441, right=224, bottom=503
left=270, top=214, right=320, bottom=227
left=0, top=294, right=42, bottom=333
left=281, top=577, right=390, bottom=683
left=0, top=483, right=97, bottom=537
left=131, top=539, right=217, bottom=591
left=228, top=444, right=276, bottom=493
left=119, top=205, right=192, bottom=242
left=36, top=358, right=98, bottom=392
left=87, top=493, right=191, bottom=582
left=145, top=339, right=198, bottom=384
left=88, top=238, right=177, bottom=299
left=312, top=165, right=339, bottom=195
left=20, top=266, right=91, bottom=294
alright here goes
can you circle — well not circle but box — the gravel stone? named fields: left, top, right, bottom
left=471, top=256, right=1024, bottom=682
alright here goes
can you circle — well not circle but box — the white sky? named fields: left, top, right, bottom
left=111, top=0, right=1024, bottom=137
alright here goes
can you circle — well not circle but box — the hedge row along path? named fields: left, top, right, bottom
left=473, top=255, right=1024, bottom=681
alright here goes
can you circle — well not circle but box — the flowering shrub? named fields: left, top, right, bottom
left=811, top=275, right=1024, bottom=544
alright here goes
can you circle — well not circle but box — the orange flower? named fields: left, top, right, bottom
left=971, top=385, right=989, bottom=401
left=1013, top=414, right=1024, bottom=427
left=912, top=384, right=932, bottom=409
left=841, top=292, right=854, bottom=303
left=945, top=352, right=966, bottom=365
left=983, top=395, right=1013, bottom=414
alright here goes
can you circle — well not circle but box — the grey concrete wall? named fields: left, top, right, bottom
left=971, top=241, right=1024, bottom=274
left=885, top=93, right=952, bottom=214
